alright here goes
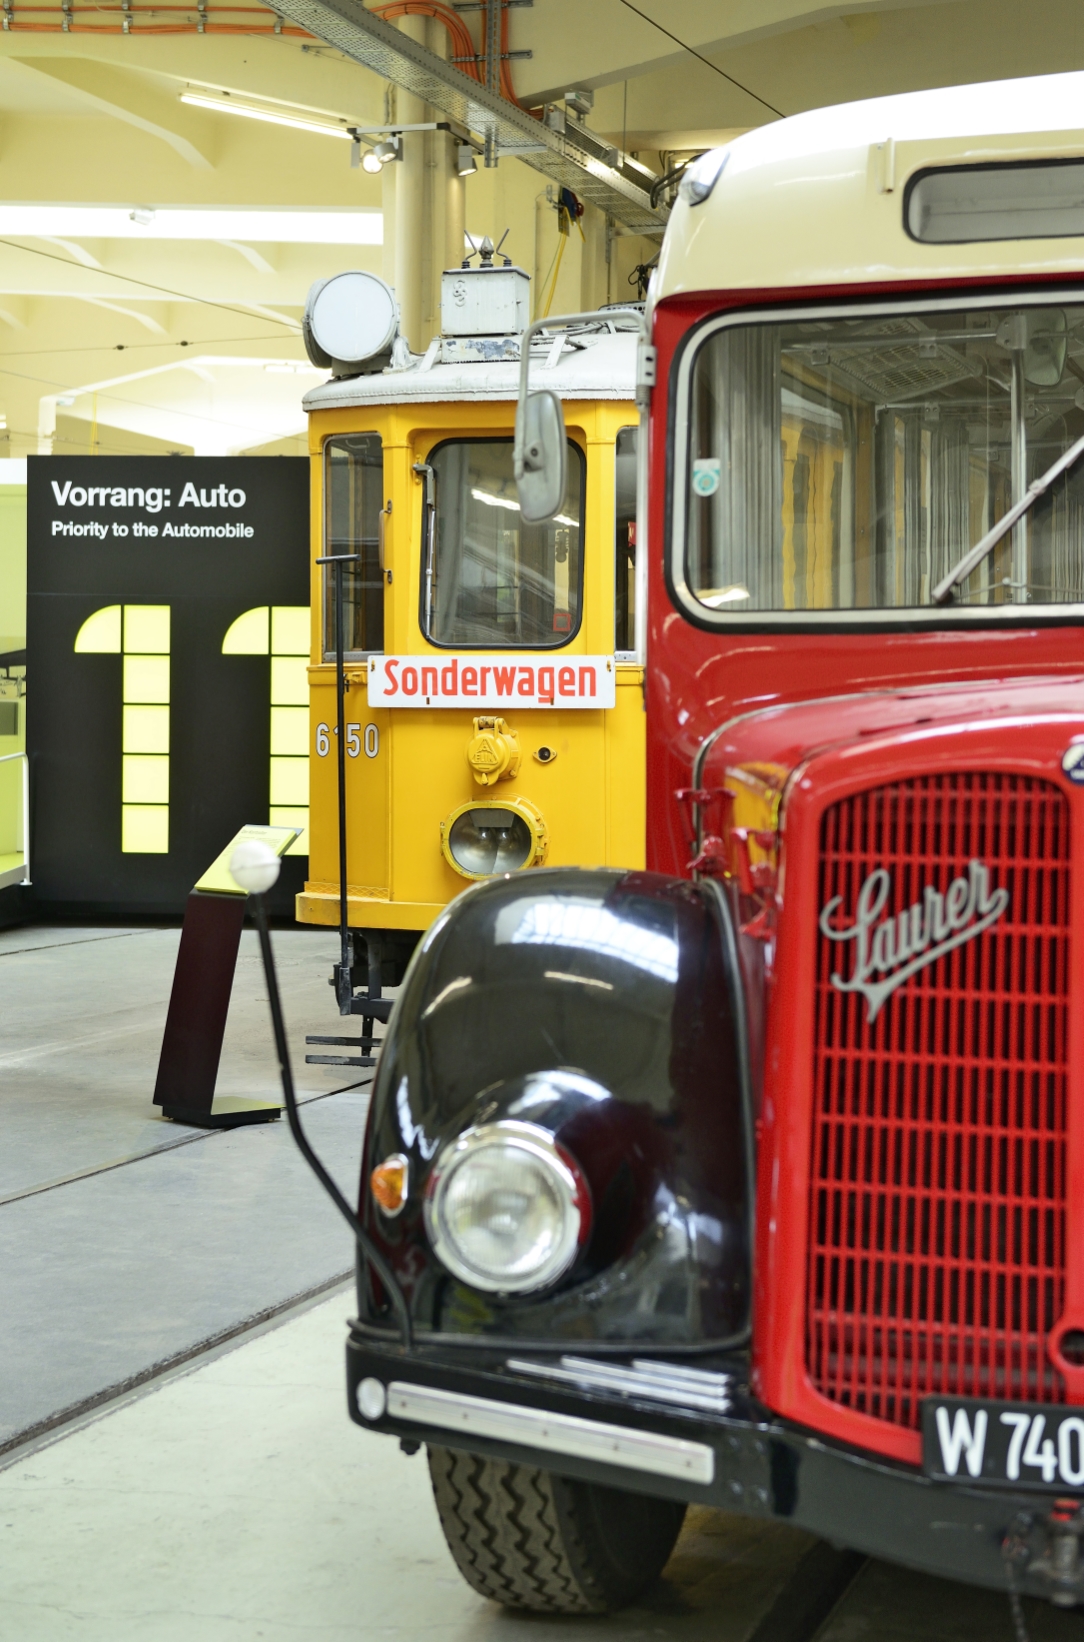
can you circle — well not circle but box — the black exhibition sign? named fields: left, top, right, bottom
left=27, top=456, right=309, bottom=916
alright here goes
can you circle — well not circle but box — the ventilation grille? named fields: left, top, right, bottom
left=808, top=773, right=1070, bottom=1430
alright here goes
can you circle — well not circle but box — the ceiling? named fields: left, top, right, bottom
left=0, top=0, right=1081, bottom=453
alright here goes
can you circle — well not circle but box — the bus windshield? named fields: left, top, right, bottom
left=425, top=438, right=585, bottom=648
left=681, top=299, right=1084, bottom=616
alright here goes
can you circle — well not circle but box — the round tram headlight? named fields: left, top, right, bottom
left=424, top=1122, right=591, bottom=1294
left=440, top=797, right=546, bottom=880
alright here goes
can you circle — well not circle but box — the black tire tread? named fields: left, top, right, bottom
left=428, top=1445, right=594, bottom=1611
left=426, top=1444, right=685, bottom=1615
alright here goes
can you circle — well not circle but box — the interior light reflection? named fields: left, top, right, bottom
left=506, top=899, right=678, bottom=983
left=470, top=488, right=578, bottom=530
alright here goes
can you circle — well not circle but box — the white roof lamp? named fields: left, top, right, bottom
left=303, top=271, right=403, bottom=378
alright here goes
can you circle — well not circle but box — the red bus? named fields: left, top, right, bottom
left=330, top=70, right=1084, bottom=1614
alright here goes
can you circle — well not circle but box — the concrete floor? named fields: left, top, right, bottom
left=0, top=922, right=371, bottom=1446
left=4, top=921, right=1084, bottom=1642
left=4, top=1286, right=1081, bottom=1642
left=0, top=1289, right=818, bottom=1642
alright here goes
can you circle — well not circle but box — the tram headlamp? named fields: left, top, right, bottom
left=440, top=797, right=546, bottom=880
left=303, top=269, right=400, bottom=374
left=424, top=1121, right=591, bottom=1294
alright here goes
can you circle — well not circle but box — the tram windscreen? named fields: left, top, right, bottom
left=323, top=433, right=384, bottom=656
left=425, top=438, right=585, bottom=648
left=683, top=302, right=1084, bottom=613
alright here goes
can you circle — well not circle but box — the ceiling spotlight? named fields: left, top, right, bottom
left=457, top=143, right=478, bottom=178
left=373, top=138, right=400, bottom=165
left=361, top=149, right=383, bottom=175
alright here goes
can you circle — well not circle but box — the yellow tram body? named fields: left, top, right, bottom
left=296, top=301, right=643, bottom=970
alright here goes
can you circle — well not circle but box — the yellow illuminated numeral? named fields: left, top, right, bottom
left=222, top=605, right=309, bottom=854
left=74, top=604, right=170, bottom=854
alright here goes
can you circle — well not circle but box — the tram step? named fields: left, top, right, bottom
left=304, top=1054, right=376, bottom=1067
left=305, top=1033, right=379, bottom=1069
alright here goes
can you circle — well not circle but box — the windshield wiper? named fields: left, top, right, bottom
left=931, top=426, right=1084, bottom=605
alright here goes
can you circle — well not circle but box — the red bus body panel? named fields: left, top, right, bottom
left=648, top=281, right=1084, bottom=1464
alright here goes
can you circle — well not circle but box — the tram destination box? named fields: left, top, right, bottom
left=440, top=265, right=529, bottom=336
left=26, top=455, right=308, bottom=917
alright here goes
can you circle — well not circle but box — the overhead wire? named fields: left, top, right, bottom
left=0, top=358, right=307, bottom=440
left=615, top=0, right=785, bottom=119
left=0, top=334, right=294, bottom=359
left=0, top=237, right=301, bottom=330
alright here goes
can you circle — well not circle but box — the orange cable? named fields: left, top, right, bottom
left=0, top=0, right=534, bottom=107
left=371, top=0, right=480, bottom=80
left=0, top=21, right=310, bottom=29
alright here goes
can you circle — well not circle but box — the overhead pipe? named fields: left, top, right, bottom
left=264, top=0, right=667, bottom=234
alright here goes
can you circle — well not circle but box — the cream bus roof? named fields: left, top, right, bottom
left=655, top=71, right=1084, bottom=302
left=303, top=326, right=636, bottom=411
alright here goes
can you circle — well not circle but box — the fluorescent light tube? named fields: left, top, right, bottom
left=179, top=92, right=355, bottom=139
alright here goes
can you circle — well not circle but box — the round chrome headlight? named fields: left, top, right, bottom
left=424, top=1121, right=591, bottom=1294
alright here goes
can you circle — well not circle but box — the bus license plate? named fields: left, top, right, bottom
left=922, top=1398, right=1084, bottom=1489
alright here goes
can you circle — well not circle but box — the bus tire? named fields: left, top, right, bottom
left=426, top=1444, right=687, bottom=1613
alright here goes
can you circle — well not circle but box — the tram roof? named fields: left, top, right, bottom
left=303, top=326, right=636, bottom=411
left=655, top=71, right=1084, bottom=303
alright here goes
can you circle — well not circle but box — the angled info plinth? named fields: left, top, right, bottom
left=152, top=824, right=298, bottom=1129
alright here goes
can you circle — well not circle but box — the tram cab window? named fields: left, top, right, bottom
left=682, top=301, right=1084, bottom=615
left=323, top=433, right=384, bottom=657
left=615, top=426, right=637, bottom=653
left=424, top=437, right=585, bottom=648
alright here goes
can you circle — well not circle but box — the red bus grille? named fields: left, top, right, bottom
left=808, top=773, right=1070, bottom=1431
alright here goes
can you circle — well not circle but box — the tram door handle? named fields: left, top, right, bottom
left=413, top=462, right=436, bottom=626
left=378, top=499, right=392, bottom=572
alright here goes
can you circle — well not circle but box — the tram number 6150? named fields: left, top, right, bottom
left=315, top=722, right=378, bottom=758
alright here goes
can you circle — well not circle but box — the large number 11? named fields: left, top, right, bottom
left=75, top=603, right=171, bottom=854
left=74, top=602, right=309, bottom=856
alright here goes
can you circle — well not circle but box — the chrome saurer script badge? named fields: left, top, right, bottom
left=819, top=860, right=1009, bottom=1023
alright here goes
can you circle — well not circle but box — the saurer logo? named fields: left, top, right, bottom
left=819, top=860, right=1010, bottom=1023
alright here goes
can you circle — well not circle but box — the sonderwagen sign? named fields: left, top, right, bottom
left=366, top=654, right=616, bottom=709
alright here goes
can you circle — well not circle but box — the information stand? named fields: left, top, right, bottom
left=152, top=823, right=299, bottom=1128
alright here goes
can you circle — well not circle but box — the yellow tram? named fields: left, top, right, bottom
left=296, top=252, right=643, bottom=1006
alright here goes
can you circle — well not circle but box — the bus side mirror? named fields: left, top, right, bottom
left=515, top=391, right=566, bottom=523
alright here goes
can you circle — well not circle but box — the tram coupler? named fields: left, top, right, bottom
left=309, top=928, right=412, bottom=1064
left=1003, top=1502, right=1084, bottom=1607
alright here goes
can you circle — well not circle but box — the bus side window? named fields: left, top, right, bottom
left=615, top=426, right=637, bottom=654
left=324, top=433, right=384, bottom=658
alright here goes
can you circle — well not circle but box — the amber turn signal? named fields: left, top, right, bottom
left=370, top=1153, right=410, bottom=1216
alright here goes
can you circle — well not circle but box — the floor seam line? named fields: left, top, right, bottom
left=0, top=928, right=164, bottom=960
left=0, top=1268, right=355, bottom=1468
left=0, top=1075, right=373, bottom=1209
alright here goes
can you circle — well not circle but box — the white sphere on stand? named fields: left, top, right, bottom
left=229, top=839, right=281, bottom=896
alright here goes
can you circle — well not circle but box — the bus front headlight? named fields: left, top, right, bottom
left=424, top=1121, right=591, bottom=1293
